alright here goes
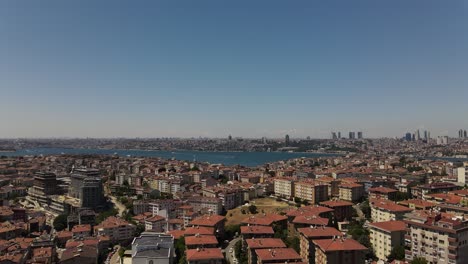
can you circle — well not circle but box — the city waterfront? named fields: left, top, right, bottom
left=0, top=148, right=339, bottom=167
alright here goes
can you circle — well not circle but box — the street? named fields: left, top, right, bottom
left=225, top=237, right=241, bottom=264
left=353, top=203, right=365, bottom=221
left=109, top=195, right=126, bottom=217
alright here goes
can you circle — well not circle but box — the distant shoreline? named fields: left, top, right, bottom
left=0, top=147, right=340, bottom=167
left=0, top=149, right=16, bottom=152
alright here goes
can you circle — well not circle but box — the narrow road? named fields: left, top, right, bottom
left=108, top=245, right=121, bottom=264
left=226, top=237, right=241, bottom=264
left=104, top=186, right=126, bottom=217
left=109, top=195, right=126, bottom=217
left=353, top=203, right=365, bottom=221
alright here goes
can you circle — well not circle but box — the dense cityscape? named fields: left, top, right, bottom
left=2, top=1, right=467, bottom=264
left=0, top=135, right=468, bottom=264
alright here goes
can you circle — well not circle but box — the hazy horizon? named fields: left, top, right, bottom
left=1, top=0, right=467, bottom=139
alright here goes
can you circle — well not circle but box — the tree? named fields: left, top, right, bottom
left=248, top=204, right=258, bottom=214
left=394, top=191, right=410, bottom=202
left=387, top=245, right=405, bottom=262
left=175, top=237, right=186, bottom=264
left=234, top=240, right=248, bottom=264
left=96, top=208, right=118, bottom=224
left=286, top=236, right=300, bottom=253
left=118, top=247, right=125, bottom=258
left=225, top=224, right=240, bottom=241
left=53, top=214, right=68, bottom=231
left=410, top=257, right=428, bottom=264
left=360, top=200, right=371, bottom=219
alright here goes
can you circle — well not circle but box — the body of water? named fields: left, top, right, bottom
left=0, top=148, right=339, bottom=167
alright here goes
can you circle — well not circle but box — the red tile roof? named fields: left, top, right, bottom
left=255, top=248, right=303, bottom=262
left=371, top=200, right=413, bottom=213
left=320, top=200, right=353, bottom=208
left=166, top=230, right=185, bottom=240
left=186, top=248, right=224, bottom=261
left=185, top=235, right=218, bottom=246
left=240, top=225, right=274, bottom=235
left=369, top=187, right=398, bottom=194
left=297, top=227, right=343, bottom=238
left=369, top=221, right=406, bottom=232
left=292, top=216, right=329, bottom=226
left=339, top=183, right=363, bottom=188
left=397, top=199, right=435, bottom=208
left=145, top=215, right=165, bottom=222
left=313, top=238, right=368, bottom=252
left=189, top=215, right=225, bottom=227
left=184, top=226, right=215, bottom=236
left=245, top=238, right=286, bottom=249
left=71, top=224, right=91, bottom=233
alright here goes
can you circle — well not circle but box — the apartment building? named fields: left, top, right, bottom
left=187, top=196, right=222, bottom=215
left=131, top=233, right=174, bottom=264
left=203, top=186, right=244, bottom=210
left=240, top=225, right=274, bottom=239
left=186, top=248, right=224, bottom=264
left=185, top=234, right=218, bottom=249
left=369, top=221, right=406, bottom=261
left=405, top=211, right=468, bottom=264
left=255, top=248, right=303, bottom=264
left=320, top=200, right=354, bottom=221
left=93, top=216, right=136, bottom=243
left=71, top=224, right=91, bottom=238
left=241, top=214, right=288, bottom=229
left=144, top=215, right=166, bottom=232
left=274, top=178, right=295, bottom=199
left=298, top=226, right=343, bottom=263
left=312, top=238, right=367, bottom=264
left=339, top=183, right=365, bottom=202
left=369, top=187, right=398, bottom=201
left=370, top=200, right=413, bottom=222
left=294, top=181, right=329, bottom=204
left=316, top=177, right=341, bottom=197
left=188, top=215, right=225, bottom=239
left=245, top=238, right=286, bottom=264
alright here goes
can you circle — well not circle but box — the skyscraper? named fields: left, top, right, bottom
left=349, top=132, right=356, bottom=139
left=337, top=132, right=341, bottom=139
left=357, top=132, right=363, bottom=139
left=459, top=129, right=464, bottom=138
left=424, top=130, right=428, bottom=141
left=331, top=132, right=337, bottom=140
left=405, top=133, right=412, bottom=141
left=465, top=130, right=467, bottom=138
left=285, top=134, right=290, bottom=146
left=69, top=168, right=105, bottom=210
left=416, top=130, right=421, bottom=141
left=28, top=172, right=58, bottom=205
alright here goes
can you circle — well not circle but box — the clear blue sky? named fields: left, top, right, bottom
left=1, top=0, right=467, bottom=138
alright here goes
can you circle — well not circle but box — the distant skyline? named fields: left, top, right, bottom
left=1, top=1, right=467, bottom=139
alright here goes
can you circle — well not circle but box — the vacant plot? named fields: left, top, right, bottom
left=225, top=197, right=291, bottom=226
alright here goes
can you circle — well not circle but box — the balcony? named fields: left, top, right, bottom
left=448, top=237, right=457, bottom=243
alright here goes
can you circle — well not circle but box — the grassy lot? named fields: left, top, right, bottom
left=225, top=197, right=291, bottom=226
